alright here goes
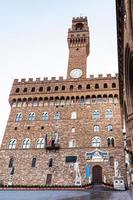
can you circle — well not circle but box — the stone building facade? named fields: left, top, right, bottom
left=0, top=17, right=126, bottom=186
left=116, top=0, right=133, bottom=185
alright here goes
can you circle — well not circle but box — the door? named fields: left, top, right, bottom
left=92, top=165, right=102, bottom=184
left=46, top=174, right=52, bottom=185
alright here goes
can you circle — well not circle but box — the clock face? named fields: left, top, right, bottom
left=70, top=68, right=82, bottom=78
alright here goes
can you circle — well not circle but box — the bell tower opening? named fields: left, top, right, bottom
left=67, top=17, right=90, bottom=79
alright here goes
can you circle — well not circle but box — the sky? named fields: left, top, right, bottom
left=0, top=0, right=117, bottom=144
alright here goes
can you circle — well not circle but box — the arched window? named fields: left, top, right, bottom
left=78, top=85, right=82, bottom=90
left=94, top=125, right=100, bottom=132
left=23, top=88, right=27, bottom=92
left=70, top=85, right=74, bottom=90
left=48, top=158, right=53, bottom=167
left=71, top=111, right=77, bottom=119
left=31, top=87, right=35, bottom=92
left=92, top=110, right=100, bottom=119
left=54, top=111, right=61, bottom=120
left=95, top=84, right=99, bottom=89
left=31, top=157, right=36, bottom=167
left=55, top=86, right=59, bottom=91
left=8, top=157, right=14, bottom=168
left=8, top=139, right=16, bottom=149
left=107, top=137, right=115, bottom=147
left=112, top=83, right=116, bottom=88
left=22, top=138, right=31, bottom=149
left=104, top=83, right=108, bottom=88
left=41, top=112, right=49, bottom=120
left=91, top=95, right=96, bottom=104
left=15, top=112, right=23, bottom=122
left=39, top=87, right=43, bottom=92
left=36, top=138, right=45, bottom=148
left=71, top=127, right=75, bottom=133
left=16, top=88, right=20, bottom=93
left=107, top=124, right=113, bottom=132
left=62, top=85, right=65, bottom=90
left=47, top=86, right=51, bottom=91
left=28, top=112, right=35, bottom=121
left=69, top=139, right=76, bottom=147
left=86, top=84, right=90, bottom=89
left=92, top=137, right=101, bottom=147
left=105, top=109, right=113, bottom=118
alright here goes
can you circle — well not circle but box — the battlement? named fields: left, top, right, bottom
left=72, top=16, right=87, bottom=22
left=13, top=74, right=118, bottom=85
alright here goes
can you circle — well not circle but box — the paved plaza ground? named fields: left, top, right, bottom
left=0, top=190, right=132, bottom=200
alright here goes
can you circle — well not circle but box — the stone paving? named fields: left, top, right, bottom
left=0, top=190, right=132, bottom=200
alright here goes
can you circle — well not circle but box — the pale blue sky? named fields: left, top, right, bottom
left=0, top=0, right=117, bottom=144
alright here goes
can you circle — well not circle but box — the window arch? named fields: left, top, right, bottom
left=41, top=112, right=49, bottom=120
left=39, top=87, right=43, bottom=92
left=36, top=138, right=45, bottom=148
left=62, top=85, right=65, bottom=90
left=15, top=112, right=23, bottom=122
left=105, top=109, right=113, bottom=118
left=86, top=84, right=90, bottom=89
left=47, top=86, right=51, bottom=91
left=16, top=88, right=20, bottom=93
left=94, top=125, right=100, bottom=132
left=31, top=157, right=36, bottom=167
left=54, top=111, right=61, bottom=120
left=22, top=138, right=31, bottom=149
left=112, top=83, right=116, bottom=88
left=70, top=85, right=74, bottom=90
left=92, top=137, right=101, bottom=147
left=71, top=127, right=75, bottom=133
left=69, top=139, right=76, bottom=147
left=78, top=85, right=82, bottom=90
left=28, top=112, right=35, bottom=121
left=55, top=86, right=59, bottom=91
left=92, top=110, right=100, bottom=119
left=31, top=87, right=35, bottom=92
left=23, top=88, right=27, bottom=92
left=107, top=124, right=113, bottom=132
left=107, top=137, right=115, bottom=147
left=95, top=84, right=99, bottom=89
left=8, top=139, right=16, bottom=149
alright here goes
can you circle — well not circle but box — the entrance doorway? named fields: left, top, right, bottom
left=46, top=174, right=52, bottom=185
left=92, top=165, right=102, bottom=184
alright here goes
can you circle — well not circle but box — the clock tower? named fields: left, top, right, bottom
left=67, top=17, right=89, bottom=79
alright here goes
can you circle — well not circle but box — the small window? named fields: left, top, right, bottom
left=70, top=85, right=74, bottom=90
left=22, top=138, right=31, bottom=149
left=23, top=88, right=27, bottom=92
left=92, top=137, right=101, bottom=147
left=54, top=111, right=61, bottom=120
left=36, top=138, right=45, bottom=148
left=92, top=110, right=100, bottom=119
left=112, top=83, right=116, bottom=88
left=55, top=86, right=59, bottom=91
left=15, top=113, right=23, bottom=122
left=8, top=157, right=14, bottom=168
left=104, top=83, right=108, bottom=88
left=31, top=87, right=35, bottom=92
left=31, top=157, right=36, bottom=168
left=105, top=109, right=113, bottom=118
left=62, top=86, right=65, bottom=90
left=28, top=112, right=35, bottom=121
left=39, top=87, right=43, bottom=92
left=8, top=139, right=16, bottom=149
left=86, top=84, right=90, bottom=89
left=107, top=124, right=113, bottom=132
left=71, top=111, right=77, bottom=119
left=69, top=139, right=76, bottom=147
left=48, top=158, right=53, bottom=167
left=95, top=84, right=99, bottom=89
left=16, top=88, right=20, bottom=93
left=94, top=125, right=100, bottom=132
left=47, top=86, right=51, bottom=91
left=78, top=85, right=82, bottom=90
left=42, top=112, right=49, bottom=120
